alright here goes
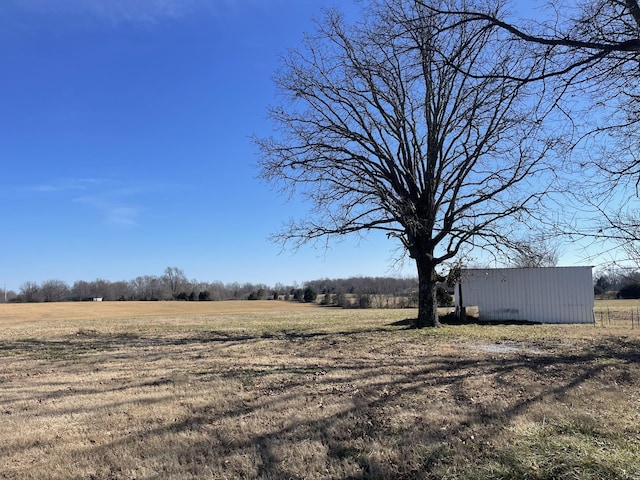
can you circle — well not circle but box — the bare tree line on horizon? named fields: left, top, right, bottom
left=0, top=266, right=423, bottom=305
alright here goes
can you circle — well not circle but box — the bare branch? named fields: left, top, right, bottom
left=256, top=0, right=559, bottom=327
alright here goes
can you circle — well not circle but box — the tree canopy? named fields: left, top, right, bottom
left=257, top=0, right=560, bottom=327
left=421, top=0, right=640, bottom=268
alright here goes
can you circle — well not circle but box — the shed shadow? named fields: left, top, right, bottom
left=388, top=313, right=540, bottom=327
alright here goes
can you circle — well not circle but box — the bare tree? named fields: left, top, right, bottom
left=88, top=278, right=112, bottom=300
left=19, top=281, right=40, bottom=303
left=421, top=0, right=640, bottom=84
left=419, top=0, right=640, bottom=178
left=422, top=0, right=640, bottom=265
left=257, top=0, right=558, bottom=327
left=161, top=267, right=187, bottom=300
left=509, top=236, right=559, bottom=268
left=72, top=280, right=92, bottom=301
left=110, top=281, right=131, bottom=301
left=577, top=205, right=640, bottom=270
left=39, top=279, right=70, bottom=302
left=129, top=275, right=162, bottom=301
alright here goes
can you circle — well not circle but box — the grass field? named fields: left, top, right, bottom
left=1, top=300, right=639, bottom=479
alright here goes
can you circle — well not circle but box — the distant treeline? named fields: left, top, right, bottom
left=1, top=267, right=424, bottom=307
left=594, top=270, right=640, bottom=299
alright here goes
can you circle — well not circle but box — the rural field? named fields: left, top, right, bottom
left=1, top=300, right=639, bottom=479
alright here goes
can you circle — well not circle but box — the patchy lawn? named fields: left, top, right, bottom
left=1, top=302, right=639, bottom=479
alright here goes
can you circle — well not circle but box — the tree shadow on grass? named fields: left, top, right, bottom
left=389, top=313, right=541, bottom=328
left=3, top=325, right=640, bottom=479
left=77, top=340, right=638, bottom=478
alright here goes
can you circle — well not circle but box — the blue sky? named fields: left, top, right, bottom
left=0, top=0, right=420, bottom=291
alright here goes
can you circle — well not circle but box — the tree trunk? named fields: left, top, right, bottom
left=415, top=254, right=441, bottom=328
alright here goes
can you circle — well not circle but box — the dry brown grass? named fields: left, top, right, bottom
left=1, top=300, right=639, bottom=479
left=0, top=300, right=316, bottom=322
left=594, top=298, right=640, bottom=328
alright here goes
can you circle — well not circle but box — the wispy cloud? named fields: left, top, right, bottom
left=8, top=0, right=246, bottom=25
left=24, top=177, right=147, bottom=227
left=74, top=195, right=144, bottom=226
left=74, top=180, right=150, bottom=226
left=27, top=178, right=106, bottom=193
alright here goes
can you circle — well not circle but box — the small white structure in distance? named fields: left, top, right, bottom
left=454, top=266, right=594, bottom=324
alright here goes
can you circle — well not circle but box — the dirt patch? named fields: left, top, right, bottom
left=464, top=342, right=543, bottom=355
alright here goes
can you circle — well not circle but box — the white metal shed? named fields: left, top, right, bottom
left=454, top=266, right=594, bottom=324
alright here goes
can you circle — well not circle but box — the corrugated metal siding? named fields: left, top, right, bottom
left=456, top=267, right=594, bottom=324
